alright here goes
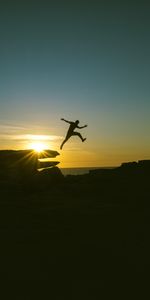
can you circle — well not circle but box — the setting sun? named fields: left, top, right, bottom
left=30, top=142, right=47, bottom=153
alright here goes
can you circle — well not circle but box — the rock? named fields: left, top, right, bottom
left=0, top=149, right=60, bottom=181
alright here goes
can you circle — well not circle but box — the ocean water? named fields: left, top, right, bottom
left=60, top=167, right=113, bottom=176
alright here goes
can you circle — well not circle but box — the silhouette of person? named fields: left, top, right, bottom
left=60, top=118, right=87, bottom=149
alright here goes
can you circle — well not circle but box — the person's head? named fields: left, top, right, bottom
left=75, top=120, right=79, bottom=125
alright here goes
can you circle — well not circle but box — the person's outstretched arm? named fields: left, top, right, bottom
left=61, top=118, right=72, bottom=124
left=77, top=124, right=88, bottom=129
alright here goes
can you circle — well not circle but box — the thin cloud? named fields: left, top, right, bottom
left=0, top=124, right=27, bottom=133
left=0, top=134, right=62, bottom=141
left=0, top=122, right=62, bottom=142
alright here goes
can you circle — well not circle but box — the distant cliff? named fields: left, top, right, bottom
left=89, top=160, right=150, bottom=176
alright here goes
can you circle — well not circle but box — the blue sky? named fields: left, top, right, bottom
left=0, top=0, right=150, bottom=167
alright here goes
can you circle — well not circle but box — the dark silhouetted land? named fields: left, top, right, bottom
left=0, top=151, right=149, bottom=299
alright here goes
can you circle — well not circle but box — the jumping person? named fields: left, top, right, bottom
left=60, top=118, right=87, bottom=149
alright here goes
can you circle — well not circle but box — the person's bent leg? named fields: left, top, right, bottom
left=73, top=132, right=86, bottom=142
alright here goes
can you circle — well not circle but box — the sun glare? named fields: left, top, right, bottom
left=30, top=142, right=46, bottom=153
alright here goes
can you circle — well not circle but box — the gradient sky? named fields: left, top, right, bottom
left=0, top=0, right=150, bottom=167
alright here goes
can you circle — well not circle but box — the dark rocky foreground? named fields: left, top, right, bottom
left=0, top=156, right=150, bottom=299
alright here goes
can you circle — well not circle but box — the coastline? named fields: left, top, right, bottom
left=60, top=166, right=116, bottom=176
